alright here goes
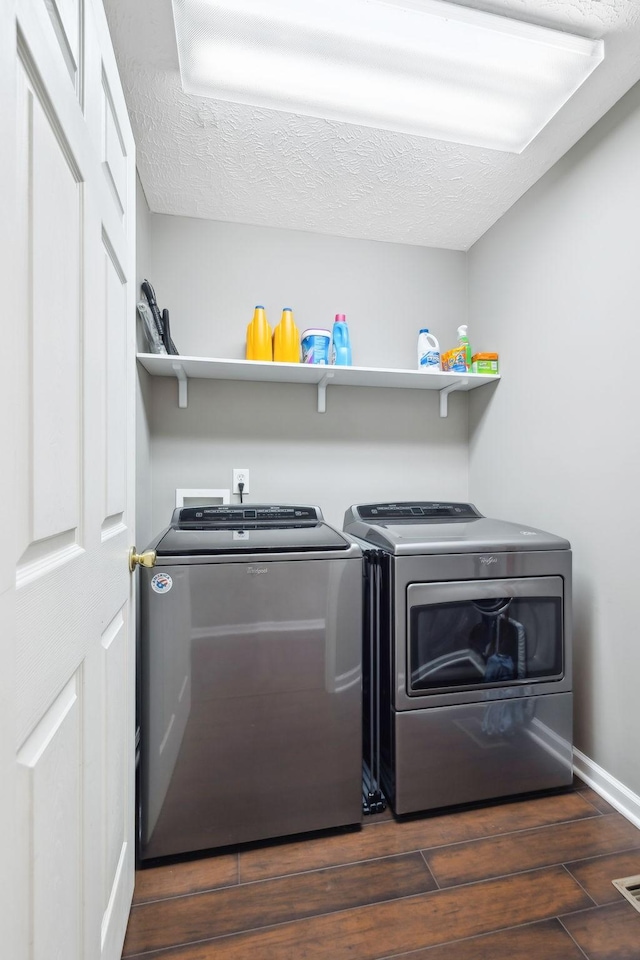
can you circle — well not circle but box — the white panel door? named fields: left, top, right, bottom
left=1, top=1, right=136, bottom=958
left=0, top=0, right=19, bottom=955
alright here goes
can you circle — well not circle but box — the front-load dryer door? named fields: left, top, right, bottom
left=400, top=576, right=569, bottom=709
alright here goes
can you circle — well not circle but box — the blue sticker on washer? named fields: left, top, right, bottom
left=151, top=573, right=173, bottom=594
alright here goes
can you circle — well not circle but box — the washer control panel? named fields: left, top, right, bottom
left=175, top=505, right=321, bottom=525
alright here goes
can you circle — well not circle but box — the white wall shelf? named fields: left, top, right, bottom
left=137, top=353, right=500, bottom=417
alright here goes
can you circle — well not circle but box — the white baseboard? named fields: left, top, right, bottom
left=573, top=748, right=640, bottom=830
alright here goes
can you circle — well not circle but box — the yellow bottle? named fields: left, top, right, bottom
left=273, top=308, right=300, bottom=363
left=246, top=305, right=272, bottom=361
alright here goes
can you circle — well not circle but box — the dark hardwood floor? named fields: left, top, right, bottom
left=123, top=780, right=640, bottom=959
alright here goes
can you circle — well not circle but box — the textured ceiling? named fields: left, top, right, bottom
left=104, top=0, right=640, bottom=250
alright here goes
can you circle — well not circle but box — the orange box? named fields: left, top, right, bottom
left=441, top=347, right=467, bottom=372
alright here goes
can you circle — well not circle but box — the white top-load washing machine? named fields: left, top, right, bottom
left=344, top=501, right=572, bottom=815
left=138, top=504, right=363, bottom=861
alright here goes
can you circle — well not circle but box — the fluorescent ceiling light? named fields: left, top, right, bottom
left=172, top=0, right=604, bottom=153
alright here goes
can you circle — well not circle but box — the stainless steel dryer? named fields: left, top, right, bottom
left=139, top=504, right=362, bottom=861
left=344, top=502, right=572, bottom=815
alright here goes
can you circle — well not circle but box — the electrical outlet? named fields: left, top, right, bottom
left=232, top=468, right=250, bottom=494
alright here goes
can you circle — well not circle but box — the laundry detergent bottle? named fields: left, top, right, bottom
left=246, top=305, right=272, bottom=361
left=417, top=329, right=441, bottom=371
left=273, top=308, right=300, bottom=363
left=331, top=314, right=352, bottom=365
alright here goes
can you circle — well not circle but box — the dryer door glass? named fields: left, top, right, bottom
left=407, top=576, right=564, bottom=694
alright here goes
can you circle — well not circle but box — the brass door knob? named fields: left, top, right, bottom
left=129, top=548, right=157, bottom=573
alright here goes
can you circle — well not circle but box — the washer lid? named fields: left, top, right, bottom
left=155, top=504, right=352, bottom=556
left=343, top=502, right=570, bottom=554
left=155, top=523, right=352, bottom=556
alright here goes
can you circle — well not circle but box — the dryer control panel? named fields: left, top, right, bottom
left=355, top=502, right=483, bottom=522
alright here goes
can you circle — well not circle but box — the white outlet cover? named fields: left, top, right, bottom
left=232, top=469, right=250, bottom=493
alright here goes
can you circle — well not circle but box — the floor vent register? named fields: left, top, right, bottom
left=612, top=875, right=640, bottom=914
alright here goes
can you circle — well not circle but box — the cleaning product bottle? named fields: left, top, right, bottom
left=246, top=305, right=272, bottom=361
left=273, top=308, right=300, bottom=363
left=331, top=314, right=352, bottom=365
left=417, top=329, right=441, bottom=372
left=457, top=324, right=472, bottom=371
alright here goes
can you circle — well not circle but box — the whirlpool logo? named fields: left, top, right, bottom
left=247, top=566, right=268, bottom=575
left=479, top=556, right=498, bottom=565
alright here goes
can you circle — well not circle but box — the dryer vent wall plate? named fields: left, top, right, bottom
left=175, top=488, right=231, bottom=507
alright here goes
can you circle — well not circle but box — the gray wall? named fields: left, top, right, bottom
left=148, top=216, right=466, bottom=367
left=469, top=82, right=640, bottom=798
left=142, top=218, right=470, bottom=530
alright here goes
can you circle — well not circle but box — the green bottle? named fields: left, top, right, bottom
left=457, top=325, right=472, bottom=371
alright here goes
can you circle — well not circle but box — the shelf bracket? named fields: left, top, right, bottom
left=439, top=379, right=468, bottom=418
left=172, top=362, right=188, bottom=409
left=317, top=372, right=335, bottom=413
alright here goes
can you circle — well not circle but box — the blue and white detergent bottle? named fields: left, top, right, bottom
left=417, top=328, right=441, bottom=371
left=331, top=314, right=352, bottom=365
